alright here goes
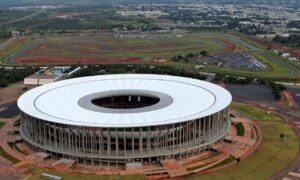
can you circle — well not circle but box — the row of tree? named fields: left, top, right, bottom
left=214, top=74, right=254, bottom=84
left=70, top=64, right=207, bottom=80
left=269, top=82, right=286, bottom=100
left=0, top=30, right=12, bottom=39
left=0, top=68, right=38, bottom=87
left=214, top=73, right=286, bottom=100
left=273, top=34, right=300, bottom=48
left=171, top=50, right=208, bottom=62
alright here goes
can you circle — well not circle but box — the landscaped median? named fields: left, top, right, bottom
left=187, top=102, right=298, bottom=180
left=234, top=122, right=245, bottom=136
left=0, top=146, right=20, bottom=164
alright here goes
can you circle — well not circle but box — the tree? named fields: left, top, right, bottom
left=280, top=133, right=285, bottom=140
left=186, top=53, right=194, bottom=58
left=236, top=157, right=241, bottom=166
left=171, top=55, right=179, bottom=62
left=200, top=50, right=208, bottom=56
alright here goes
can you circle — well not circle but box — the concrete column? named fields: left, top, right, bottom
left=139, top=127, right=143, bottom=156
left=116, top=128, right=119, bottom=158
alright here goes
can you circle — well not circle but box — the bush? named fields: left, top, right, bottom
left=200, top=50, right=208, bottom=56
left=235, top=122, right=245, bottom=136
left=223, top=76, right=253, bottom=84
left=269, top=82, right=286, bottom=100
left=0, top=146, right=20, bottom=163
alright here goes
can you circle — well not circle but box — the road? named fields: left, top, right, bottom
left=225, top=34, right=300, bottom=77
left=0, top=10, right=43, bottom=27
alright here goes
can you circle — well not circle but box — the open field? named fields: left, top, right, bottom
left=10, top=32, right=230, bottom=64
left=185, top=102, right=298, bottom=180
left=1, top=31, right=300, bottom=80
left=0, top=7, right=155, bottom=31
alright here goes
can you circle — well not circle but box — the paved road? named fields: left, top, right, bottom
left=0, top=10, right=42, bottom=27
left=0, top=101, right=19, bottom=118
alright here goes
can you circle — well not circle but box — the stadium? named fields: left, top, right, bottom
left=18, top=74, right=232, bottom=165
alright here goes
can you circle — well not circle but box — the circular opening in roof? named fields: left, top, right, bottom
left=78, top=90, right=173, bottom=114
left=91, top=94, right=160, bottom=109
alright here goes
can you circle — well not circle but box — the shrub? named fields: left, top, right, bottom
left=235, top=122, right=245, bottom=136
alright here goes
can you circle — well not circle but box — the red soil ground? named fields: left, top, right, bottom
left=222, top=40, right=237, bottom=52
left=280, top=90, right=298, bottom=108
left=15, top=56, right=144, bottom=64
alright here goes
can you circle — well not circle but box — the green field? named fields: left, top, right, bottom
left=185, top=102, right=298, bottom=180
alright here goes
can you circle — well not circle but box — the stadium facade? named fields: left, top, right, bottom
left=18, top=74, right=232, bottom=165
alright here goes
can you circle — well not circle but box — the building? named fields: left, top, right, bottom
left=24, top=74, right=56, bottom=85
left=18, top=74, right=232, bottom=165
left=24, top=66, right=80, bottom=85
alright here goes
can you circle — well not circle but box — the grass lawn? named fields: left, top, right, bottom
left=185, top=102, right=298, bottom=180
left=0, top=146, right=20, bottom=163
left=206, top=156, right=237, bottom=170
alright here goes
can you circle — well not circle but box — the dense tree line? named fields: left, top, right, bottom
left=171, top=50, right=208, bottom=62
left=269, top=82, right=285, bottom=100
left=0, top=68, right=38, bottom=87
left=273, top=34, right=300, bottom=47
left=70, top=64, right=207, bottom=80
left=214, top=74, right=254, bottom=84
left=0, top=30, right=11, bottom=39
left=287, top=21, right=300, bottom=29
left=214, top=73, right=285, bottom=100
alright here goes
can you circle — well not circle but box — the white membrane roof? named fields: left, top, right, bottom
left=18, top=74, right=232, bottom=127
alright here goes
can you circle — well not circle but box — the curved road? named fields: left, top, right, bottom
left=225, top=34, right=300, bottom=76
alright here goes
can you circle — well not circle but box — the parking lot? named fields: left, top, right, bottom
left=190, top=52, right=267, bottom=70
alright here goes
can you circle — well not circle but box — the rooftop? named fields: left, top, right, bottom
left=18, top=74, right=232, bottom=128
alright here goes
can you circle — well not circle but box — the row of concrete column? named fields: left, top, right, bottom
left=20, top=107, right=230, bottom=165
